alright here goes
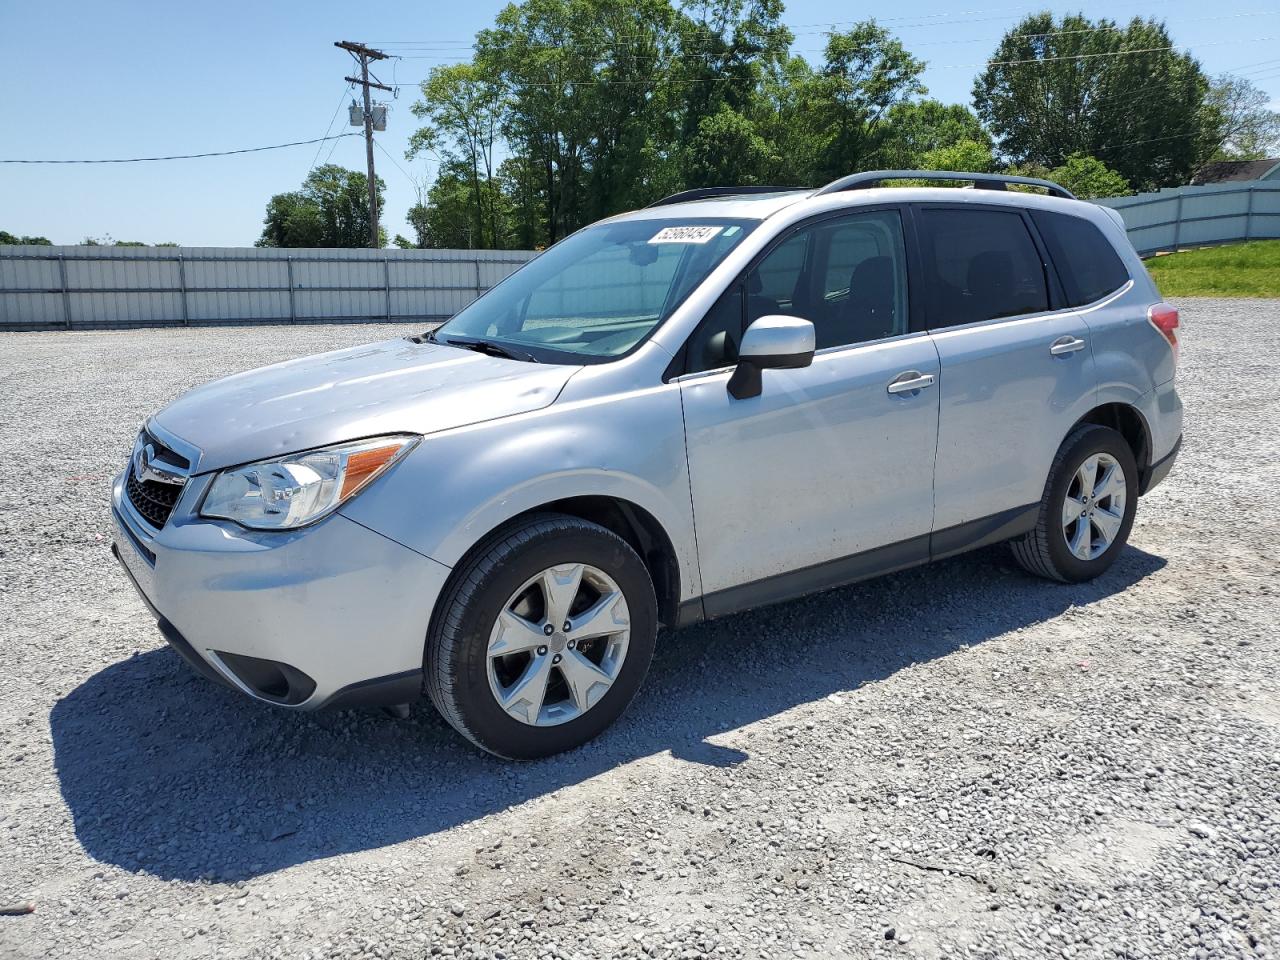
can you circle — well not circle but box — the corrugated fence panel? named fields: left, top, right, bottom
left=0, top=253, right=64, bottom=326
left=392, top=287, right=476, bottom=319
left=0, top=246, right=537, bottom=330
left=1098, top=182, right=1280, bottom=255
left=296, top=289, right=385, bottom=320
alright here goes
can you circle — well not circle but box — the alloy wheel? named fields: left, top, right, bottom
left=486, top=563, right=631, bottom=727
left=1061, top=452, right=1127, bottom=561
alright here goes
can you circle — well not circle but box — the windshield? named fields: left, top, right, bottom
left=434, top=217, right=758, bottom=363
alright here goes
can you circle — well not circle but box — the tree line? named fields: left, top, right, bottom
left=0, top=232, right=177, bottom=247
left=257, top=0, right=1280, bottom=250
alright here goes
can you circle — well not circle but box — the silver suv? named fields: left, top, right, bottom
left=111, top=170, right=1182, bottom=759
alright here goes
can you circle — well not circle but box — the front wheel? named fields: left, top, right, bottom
left=1011, top=424, right=1138, bottom=583
left=425, top=514, right=658, bottom=759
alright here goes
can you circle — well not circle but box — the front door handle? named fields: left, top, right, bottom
left=887, top=371, right=936, bottom=395
left=1050, top=335, right=1087, bottom=356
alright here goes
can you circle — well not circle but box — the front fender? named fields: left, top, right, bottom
left=340, top=381, right=702, bottom=602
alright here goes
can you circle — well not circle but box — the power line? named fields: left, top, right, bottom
left=942, top=37, right=1280, bottom=71
left=1, top=134, right=359, bottom=165
left=308, top=83, right=356, bottom=174
left=321, top=129, right=347, bottom=167
left=1232, top=56, right=1280, bottom=76
left=373, top=138, right=420, bottom=189
left=384, top=34, right=1280, bottom=91
left=369, top=5, right=1277, bottom=52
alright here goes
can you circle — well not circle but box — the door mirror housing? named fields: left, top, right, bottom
left=727, top=315, right=815, bottom=399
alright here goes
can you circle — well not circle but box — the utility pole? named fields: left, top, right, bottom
left=334, top=41, right=391, bottom=248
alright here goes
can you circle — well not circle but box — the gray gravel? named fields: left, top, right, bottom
left=1, top=300, right=1277, bottom=960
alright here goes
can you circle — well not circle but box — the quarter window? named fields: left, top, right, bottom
left=919, top=208, right=1049, bottom=327
left=1031, top=210, right=1130, bottom=307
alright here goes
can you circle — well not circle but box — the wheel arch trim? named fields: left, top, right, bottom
left=431, top=491, right=689, bottom=632
left=1071, top=400, right=1153, bottom=476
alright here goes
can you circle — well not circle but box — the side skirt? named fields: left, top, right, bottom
left=930, top=503, right=1039, bottom=562
left=690, top=503, right=1039, bottom=623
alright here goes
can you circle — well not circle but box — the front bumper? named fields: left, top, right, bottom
left=111, top=470, right=450, bottom=709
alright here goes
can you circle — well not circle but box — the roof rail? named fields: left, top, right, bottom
left=646, top=185, right=800, bottom=208
left=814, top=170, right=1076, bottom=200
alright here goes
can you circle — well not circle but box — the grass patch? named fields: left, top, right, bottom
left=1146, top=240, right=1280, bottom=298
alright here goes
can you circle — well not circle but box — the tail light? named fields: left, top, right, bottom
left=1148, top=302, right=1179, bottom=366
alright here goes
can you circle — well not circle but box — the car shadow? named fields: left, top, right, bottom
left=50, top=543, right=1166, bottom=882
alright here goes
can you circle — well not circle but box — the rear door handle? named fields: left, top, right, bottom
left=887, top=371, right=936, bottom=395
left=1050, top=335, right=1087, bottom=356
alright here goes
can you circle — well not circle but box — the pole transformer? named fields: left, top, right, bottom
left=334, top=41, right=392, bottom=249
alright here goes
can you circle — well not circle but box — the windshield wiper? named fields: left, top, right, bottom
left=430, top=333, right=539, bottom=363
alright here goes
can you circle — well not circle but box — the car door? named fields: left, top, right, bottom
left=676, top=207, right=941, bottom=614
left=915, top=204, right=1098, bottom=539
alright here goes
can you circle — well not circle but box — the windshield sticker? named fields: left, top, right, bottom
left=648, top=225, right=724, bottom=244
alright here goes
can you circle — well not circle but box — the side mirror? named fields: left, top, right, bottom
left=727, top=315, right=815, bottom=399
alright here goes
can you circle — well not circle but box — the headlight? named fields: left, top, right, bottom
left=200, top=435, right=419, bottom=530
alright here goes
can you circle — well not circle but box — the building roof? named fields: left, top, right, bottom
left=1190, top=158, right=1280, bottom=185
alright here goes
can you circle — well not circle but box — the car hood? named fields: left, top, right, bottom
left=152, top=338, right=581, bottom=473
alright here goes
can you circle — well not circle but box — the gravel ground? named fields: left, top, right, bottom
left=0, top=300, right=1277, bottom=960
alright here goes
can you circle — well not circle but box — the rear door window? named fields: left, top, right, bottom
left=918, top=208, right=1049, bottom=328
left=1031, top=210, right=1131, bottom=306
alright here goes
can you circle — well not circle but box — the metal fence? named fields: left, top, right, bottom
left=0, top=246, right=538, bottom=331
left=7, top=183, right=1280, bottom=331
left=1096, top=181, right=1280, bottom=256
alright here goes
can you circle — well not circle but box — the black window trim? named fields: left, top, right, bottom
left=909, top=201, right=1072, bottom=334
left=666, top=202, right=924, bottom=380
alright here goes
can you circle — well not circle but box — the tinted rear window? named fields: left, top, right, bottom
left=919, top=208, right=1049, bottom=327
left=1032, top=210, right=1130, bottom=307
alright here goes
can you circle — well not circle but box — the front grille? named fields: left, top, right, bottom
left=124, top=430, right=190, bottom=529
left=126, top=468, right=182, bottom=528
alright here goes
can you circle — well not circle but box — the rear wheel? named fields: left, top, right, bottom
left=425, top=514, right=657, bottom=759
left=1011, top=425, right=1138, bottom=583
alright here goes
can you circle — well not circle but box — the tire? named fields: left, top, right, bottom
left=425, top=513, right=658, bottom=759
left=1011, top=424, right=1138, bottom=584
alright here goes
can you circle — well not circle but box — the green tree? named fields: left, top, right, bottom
left=753, top=54, right=821, bottom=185
left=684, top=105, right=776, bottom=186
left=973, top=14, right=1210, bottom=191
left=1048, top=154, right=1130, bottom=199
left=498, top=154, right=551, bottom=249
left=408, top=63, right=507, bottom=247
left=256, top=165, right=386, bottom=248
left=750, top=23, right=925, bottom=187
left=814, top=23, right=926, bottom=179
left=1202, top=75, right=1280, bottom=161
left=405, top=202, right=431, bottom=248
left=919, top=138, right=994, bottom=173
left=474, top=0, right=676, bottom=242
left=668, top=0, right=793, bottom=187
left=1008, top=154, right=1130, bottom=199
left=0, top=230, right=52, bottom=245
left=878, top=100, right=989, bottom=168
left=411, top=166, right=514, bottom=249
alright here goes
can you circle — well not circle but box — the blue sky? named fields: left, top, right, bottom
left=3, top=0, right=1278, bottom=246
